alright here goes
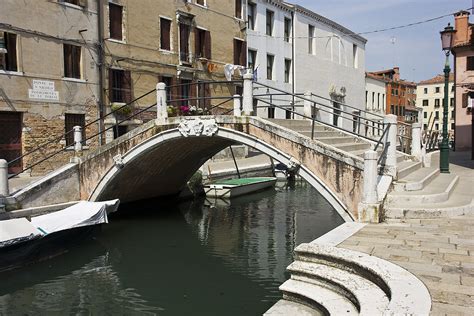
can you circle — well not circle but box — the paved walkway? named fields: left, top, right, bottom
left=338, top=151, right=474, bottom=315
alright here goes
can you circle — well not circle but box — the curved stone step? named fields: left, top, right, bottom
left=387, top=174, right=459, bottom=204
left=292, top=243, right=432, bottom=315
left=397, top=160, right=422, bottom=179
left=385, top=197, right=474, bottom=219
left=280, top=279, right=358, bottom=315
left=288, top=261, right=389, bottom=315
left=264, top=299, right=323, bottom=316
left=394, top=167, right=439, bottom=191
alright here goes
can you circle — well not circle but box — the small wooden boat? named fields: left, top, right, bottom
left=204, top=177, right=277, bottom=198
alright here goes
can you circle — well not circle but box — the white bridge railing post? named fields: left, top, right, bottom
left=156, top=82, right=168, bottom=120
left=0, top=159, right=9, bottom=197
left=233, top=94, right=242, bottom=116
left=411, top=122, right=422, bottom=160
left=362, top=150, right=378, bottom=204
left=73, top=126, right=83, bottom=153
left=382, top=114, right=398, bottom=178
left=303, top=91, right=312, bottom=119
left=242, top=71, right=254, bottom=116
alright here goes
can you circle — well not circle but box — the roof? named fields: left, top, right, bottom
left=418, top=73, right=454, bottom=85
left=285, top=3, right=367, bottom=44
left=366, top=72, right=389, bottom=83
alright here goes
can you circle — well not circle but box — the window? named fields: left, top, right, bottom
left=248, top=2, right=256, bottom=30
left=160, top=76, right=173, bottom=102
left=160, top=18, right=171, bottom=50
left=423, top=124, right=428, bottom=130
left=195, top=28, right=211, bottom=59
left=435, top=123, right=439, bottom=130
left=285, top=109, right=292, bottom=119
left=233, top=39, right=246, bottom=66
left=266, top=54, right=274, bottom=80
left=109, top=69, right=131, bottom=103
left=65, top=113, right=85, bottom=147
left=196, top=0, right=206, bottom=6
left=451, top=110, right=455, bottom=118
left=435, top=87, right=440, bottom=93
left=0, top=32, right=17, bottom=71
left=451, top=123, right=455, bottom=130
left=284, top=59, right=291, bottom=83
left=179, top=18, right=192, bottom=63
left=266, top=10, right=274, bottom=36
left=63, top=44, right=81, bottom=79
left=248, top=49, right=257, bottom=72
left=109, top=3, right=123, bottom=41
left=391, top=88, right=394, bottom=95
left=371, top=92, right=375, bottom=108
left=308, top=25, right=315, bottom=54
left=180, top=79, right=192, bottom=106
left=390, top=105, right=394, bottom=114
left=284, top=17, right=291, bottom=43
left=353, top=44, right=358, bottom=68
left=422, top=100, right=428, bottom=106
left=434, top=99, right=440, bottom=107
left=424, top=112, right=427, bottom=119
left=197, top=81, right=210, bottom=109
left=467, top=56, right=474, bottom=71
left=424, top=87, right=428, bottom=94
left=435, top=111, right=439, bottom=119
left=451, top=85, right=455, bottom=92
left=235, top=0, right=242, bottom=19
left=60, top=0, right=86, bottom=6
left=377, top=93, right=380, bottom=109
left=450, top=98, right=454, bottom=107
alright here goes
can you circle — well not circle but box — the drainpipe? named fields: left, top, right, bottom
left=97, top=0, right=105, bottom=146
left=291, top=8, right=295, bottom=119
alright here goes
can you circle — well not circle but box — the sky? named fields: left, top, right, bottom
left=291, top=0, right=472, bottom=83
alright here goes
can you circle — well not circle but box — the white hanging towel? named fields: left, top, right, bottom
left=224, top=64, right=234, bottom=81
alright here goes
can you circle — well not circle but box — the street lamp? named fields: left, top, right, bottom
left=439, top=23, right=455, bottom=173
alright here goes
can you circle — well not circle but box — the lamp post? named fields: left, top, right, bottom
left=439, top=23, right=455, bottom=173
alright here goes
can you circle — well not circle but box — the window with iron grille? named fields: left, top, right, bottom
left=63, top=44, right=81, bottom=79
left=160, top=18, right=171, bottom=50
left=109, top=69, right=131, bottom=103
left=109, top=3, right=123, bottom=40
left=0, top=32, right=17, bottom=71
left=65, top=113, right=85, bottom=147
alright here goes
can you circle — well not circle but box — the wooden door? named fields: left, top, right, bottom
left=0, top=112, right=22, bottom=174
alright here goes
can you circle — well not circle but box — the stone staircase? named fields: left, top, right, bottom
left=384, top=159, right=474, bottom=219
left=264, top=243, right=431, bottom=315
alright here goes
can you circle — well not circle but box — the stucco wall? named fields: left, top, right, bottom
left=454, top=50, right=474, bottom=151
left=416, top=80, right=454, bottom=132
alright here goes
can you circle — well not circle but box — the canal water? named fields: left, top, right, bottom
left=0, top=181, right=344, bottom=315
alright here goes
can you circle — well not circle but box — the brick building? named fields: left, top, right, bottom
left=0, top=0, right=100, bottom=175
left=368, top=67, right=417, bottom=123
left=451, top=10, right=473, bottom=154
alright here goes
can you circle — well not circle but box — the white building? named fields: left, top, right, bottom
left=247, top=0, right=294, bottom=119
left=365, top=73, right=386, bottom=136
left=246, top=1, right=367, bottom=130
left=416, top=74, right=455, bottom=133
left=291, top=4, right=367, bottom=130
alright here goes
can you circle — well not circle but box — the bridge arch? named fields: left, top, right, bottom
left=89, top=126, right=354, bottom=222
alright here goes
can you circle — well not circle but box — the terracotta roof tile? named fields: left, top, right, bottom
left=418, top=73, right=454, bottom=85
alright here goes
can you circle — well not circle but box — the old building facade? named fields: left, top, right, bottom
left=451, top=10, right=473, bottom=154
left=416, top=74, right=455, bottom=133
left=0, top=0, right=100, bottom=175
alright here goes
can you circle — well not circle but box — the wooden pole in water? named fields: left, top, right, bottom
left=229, top=146, right=241, bottom=179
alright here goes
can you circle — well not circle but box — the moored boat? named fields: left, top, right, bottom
left=204, top=177, right=277, bottom=198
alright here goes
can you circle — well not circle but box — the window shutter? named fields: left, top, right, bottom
left=123, top=70, right=132, bottom=103
left=240, top=41, right=247, bottom=66
left=189, top=80, right=196, bottom=106
left=204, top=30, right=211, bottom=59
left=5, top=33, right=17, bottom=71
left=108, top=69, right=114, bottom=103
left=194, top=28, right=201, bottom=58
left=462, top=93, right=468, bottom=108
left=160, top=19, right=171, bottom=50
left=235, top=0, right=242, bottom=18
left=233, top=39, right=239, bottom=65
left=109, top=4, right=123, bottom=40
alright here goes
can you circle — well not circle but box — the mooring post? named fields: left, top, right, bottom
left=156, top=82, right=168, bottom=120
left=233, top=94, right=242, bottom=116
left=242, top=71, right=254, bottom=115
left=382, top=114, right=398, bottom=178
left=73, top=126, right=83, bottom=153
left=0, top=159, right=9, bottom=197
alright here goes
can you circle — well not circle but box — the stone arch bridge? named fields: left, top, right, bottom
left=9, top=115, right=379, bottom=222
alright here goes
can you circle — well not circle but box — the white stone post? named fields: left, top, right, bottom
left=242, top=72, right=254, bottom=115
left=411, top=122, right=422, bottom=160
left=362, top=150, right=378, bottom=204
left=303, top=91, right=312, bottom=119
left=0, top=159, right=9, bottom=196
left=383, top=114, right=398, bottom=178
left=73, top=126, right=83, bottom=153
left=233, top=94, right=241, bottom=116
left=156, top=82, right=168, bottom=120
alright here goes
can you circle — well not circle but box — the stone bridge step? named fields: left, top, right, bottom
left=264, top=299, right=321, bottom=316
left=333, top=142, right=372, bottom=152
left=387, top=173, right=459, bottom=204
left=397, top=160, right=422, bottom=179
left=299, top=131, right=345, bottom=138
left=280, top=279, right=358, bottom=315
left=316, top=136, right=358, bottom=145
left=394, top=166, right=439, bottom=191
left=287, top=261, right=389, bottom=314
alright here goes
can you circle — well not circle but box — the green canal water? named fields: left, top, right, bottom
left=0, top=181, right=344, bottom=315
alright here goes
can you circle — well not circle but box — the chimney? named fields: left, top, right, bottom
left=393, top=67, right=400, bottom=81
left=454, top=10, right=470, bottom=45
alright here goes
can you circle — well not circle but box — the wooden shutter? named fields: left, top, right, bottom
left=5, top=33, right=17, bottom=71
left=235, top=0, right=242, bottom=18
left=109, top=3, right=122, bottom=40
left=108, top=68, right=114, bottom=103
left=64, top=45, right=72, bottom=78
left=233, top=39, right=239, bottom=65
left=72, top=45, right=81, bottom=79
left=204, top=30, right=211, bottom=59
left=239, top=41, right=247, bottom=66
left=160, top=19, right=171, bottom=50
left=123, top=70, right=132, bottom=103
left=189, top=80, right=196, bottom=107
left=194, top=28, right=201, bottom=58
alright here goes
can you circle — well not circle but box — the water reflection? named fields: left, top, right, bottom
left=0, top=181, right=343, bottom=315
